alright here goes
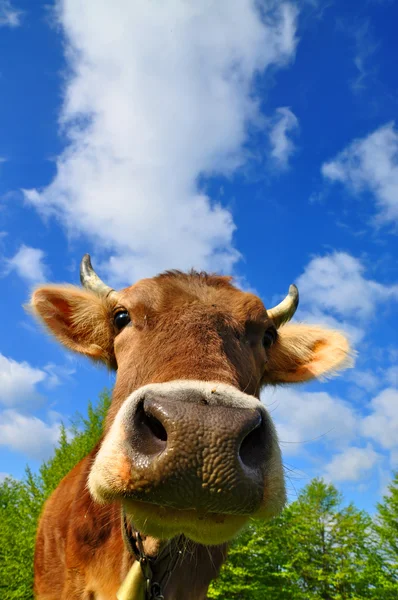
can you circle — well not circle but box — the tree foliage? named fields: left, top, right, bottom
left=374, top=472, right=398, bottom=594
left=208, top=479, right=395, bottom=600
left=0, top=390, right=397, bottom=599
left=0, top=390, right=110, bottom=600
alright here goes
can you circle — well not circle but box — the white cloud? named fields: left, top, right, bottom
left=296, top=252, right=398, bottom=320
left=5, top=245, right=47, bottom=283
left=0, top=410, right=60, bottom=460
left=42, top=364, right=76, bottom=389
left=0, top=472, right=10, bottom=482
left=266, top=251, right=398, bottom=486
left=263, top=382, right=398, bottom=483
left=0, top=353, right=46, bottom=409
left=385, top=365, right=398, bottom=388
left=347, top=369, right=381, bottom=392
left=322, top=122, right=398, bottom=227
left=0, top=354, right=72, bottom=409
left=269, top=106, right=299, bottom=168
left=324, top=444, right=380, bottom=483
left=0, top=0, right=21, bottom=27
left=24, top=0, right=298, bottom=285
left=361, top=388, right=398, bottom=451
left=390, top=450, right=398, bottom=469
left=263, top=387, right=358, bottom=456
left=293, top=252, right=398, bottom=348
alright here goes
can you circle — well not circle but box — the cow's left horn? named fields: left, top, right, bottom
left=80, top=254, right=117, bottom=299
left=267, top=284, right=299, bottom=328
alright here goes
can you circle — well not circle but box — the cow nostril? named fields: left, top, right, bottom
left=238, top=415, right=265, bottom=470
left=134, top=401, right=168, bottom=454
left=143, top=411, right=168, bottom=442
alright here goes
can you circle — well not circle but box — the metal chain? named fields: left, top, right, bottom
left=122, top=512, right=181, bottom=600
left=134, top=531, right=164, bottom=600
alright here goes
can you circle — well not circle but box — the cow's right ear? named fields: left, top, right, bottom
left=30, top=285, right=115, bottom=366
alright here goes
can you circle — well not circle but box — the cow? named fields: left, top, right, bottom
left=30, top=255, right=352, bottom=600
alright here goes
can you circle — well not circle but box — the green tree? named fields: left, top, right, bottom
left=374, top=471, right=398, bottom=595
left=207, top=514, right=293, bottom=600
left=38, top=391, right=110, bottom=497
left=0, top=390, right=110, bottom=600
left=209, top=479, right=388, bottom=600
left=285, top=479, right=383, bottom=599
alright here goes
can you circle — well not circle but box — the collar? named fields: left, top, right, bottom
left=118, top=509, right=182, bottom=600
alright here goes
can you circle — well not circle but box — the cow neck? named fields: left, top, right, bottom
left=119, top=509, right=183, bottom=600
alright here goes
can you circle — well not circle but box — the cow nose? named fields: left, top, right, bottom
left=125, top=390, right=271, bottom=514
left=134, top=396, right=264, bottom=467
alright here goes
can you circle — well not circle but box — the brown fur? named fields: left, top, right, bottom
left=34, top=449, right=225, bottom=600
left=30, top=270, right=352, bottom=599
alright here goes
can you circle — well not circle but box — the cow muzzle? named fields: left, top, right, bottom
left=89, top=381, right=285, bottom=541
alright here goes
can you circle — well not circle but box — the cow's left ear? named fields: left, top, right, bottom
left=263, top=323, right=353, bottom=384
left=30, top=285, right=115, bottom=367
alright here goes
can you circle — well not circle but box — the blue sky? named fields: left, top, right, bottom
left=0, top=0, right=397, bottom=513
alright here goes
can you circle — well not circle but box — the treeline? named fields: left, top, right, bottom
left=0, top=391, right=110, bottom=599
left=208, top=479, right=398, bottom=599
left=0, top=391, right=397, bottom=599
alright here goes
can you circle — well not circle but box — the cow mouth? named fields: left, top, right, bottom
left=122, top=497, right=249, bottom=545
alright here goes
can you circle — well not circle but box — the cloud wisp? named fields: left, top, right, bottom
left=0, top=0, right=22, bottom=27
left=3, top=245, right=47, bottom=284
left=0, top=353, right=76, bottom=460
left=351, top=20, right=379, bottom=93
left=0, top=353, right=46, bottom=410
left=0, top=410, right=61, bottom=461
left=322, top=123, right=398, bottom=229
left=263, top=383, right=397, bottom=486
left=323, top=445, right=380, bottom=484
left=295, top=251, right=398, bottom=344
left=269, top=107, right=299, bottom=169
left=361, top=388, right=398, bottom=453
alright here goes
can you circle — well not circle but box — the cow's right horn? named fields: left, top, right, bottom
left=80, top=254, right=118, bottom=300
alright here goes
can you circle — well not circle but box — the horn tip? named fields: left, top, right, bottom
left=81, top=253, right=92, bottom=265
left=288, top=284, right=299, bottom=308
left=80, top=253, right=93, bottom=286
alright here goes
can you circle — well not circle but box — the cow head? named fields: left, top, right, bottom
left=30, top=255, right=352, bottom=545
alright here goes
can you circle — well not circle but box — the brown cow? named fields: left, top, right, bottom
left=30, top=255, right=352, bottom=600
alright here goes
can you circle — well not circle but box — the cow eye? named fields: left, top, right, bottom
left=263, top=327, right=277, bottom=350
left=114, top=310, right=131, bottom=331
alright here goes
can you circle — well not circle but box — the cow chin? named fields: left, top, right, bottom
left=90, top=476, right=286, bottom=546
left=90, top=466, right=285, bottom=545
left=122, top=498, right=249, bottom=545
